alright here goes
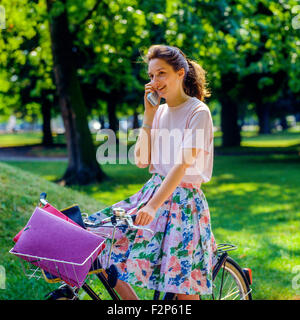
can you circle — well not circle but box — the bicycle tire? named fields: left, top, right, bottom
left=209, top=256, right=252, bottom=300
left=45, top=284, right=78, bottom=300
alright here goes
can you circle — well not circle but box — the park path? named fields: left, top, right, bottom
left=0, top=145, right=68, bottom=162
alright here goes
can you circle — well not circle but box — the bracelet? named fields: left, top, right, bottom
left=142, top=123, right=152, bottom=129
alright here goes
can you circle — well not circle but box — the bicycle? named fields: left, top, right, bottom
left=11, top=193, right=253, bottom=301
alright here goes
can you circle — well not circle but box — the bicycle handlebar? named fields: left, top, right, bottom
left=37, top=193, right=153, bottom=270
left=38, top=193, right=153, bottom=235
left=84, top=211, right=154, bottom=235
left=39, top=192, right=48, bottom=206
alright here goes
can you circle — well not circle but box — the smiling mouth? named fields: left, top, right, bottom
left=157, top=85, right=166, bottom=93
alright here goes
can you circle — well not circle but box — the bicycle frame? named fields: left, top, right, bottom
left=77, top=251, right=231, bottom=301
left=81, top=271, right=120, bottom=300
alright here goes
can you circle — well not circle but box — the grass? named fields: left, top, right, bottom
left=1, top=151, right=300, bottom=300
left=0, top=132, right=67, bottom=148
left=0, top=132, right=44, bottom=147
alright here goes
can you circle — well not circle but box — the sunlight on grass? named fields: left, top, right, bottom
left=0, top=132, right=43, bottom=147
left=211, top=182, right=259, bottom=194
left=241, top=131, right=300, bottom=147
left=81, top=183, right=144, bottom=206
left=242, top=140, right=300, bottom=147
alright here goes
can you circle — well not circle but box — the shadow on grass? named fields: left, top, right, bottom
left=208, top=158, right=300, bottom=234
left=232, top=237, right=300, bottom=299
left=248, top=154, right=300, bottom=165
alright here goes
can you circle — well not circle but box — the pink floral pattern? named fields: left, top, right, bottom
left=88, top=173, right=217, bottom=295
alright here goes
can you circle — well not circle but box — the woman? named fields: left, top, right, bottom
left=89, top=45, right=217, bottom=300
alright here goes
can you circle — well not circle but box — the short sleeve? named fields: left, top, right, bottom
left=181, top=109, right=213, bottom=153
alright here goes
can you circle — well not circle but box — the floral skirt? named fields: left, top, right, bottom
left=88, top=173, right=217, bottom=295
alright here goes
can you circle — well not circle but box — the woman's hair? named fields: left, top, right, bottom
left=144, top=45, right=211, bottom=101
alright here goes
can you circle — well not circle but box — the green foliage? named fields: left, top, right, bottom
left=0, top=0, right=299, bottom=125
left=0, top=0, right=55, bottom=121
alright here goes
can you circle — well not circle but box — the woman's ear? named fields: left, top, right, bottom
left=177, top=67, right=185, bottom=80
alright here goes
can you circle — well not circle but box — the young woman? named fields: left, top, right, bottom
left=88, top=45, right=217, bottom=300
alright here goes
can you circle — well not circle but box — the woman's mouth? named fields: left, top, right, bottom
left=157, top=85, right=166, bottom=94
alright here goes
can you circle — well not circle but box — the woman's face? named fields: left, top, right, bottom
left=148, top=58, right=185, bottom=100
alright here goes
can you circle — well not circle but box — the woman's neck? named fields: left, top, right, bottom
left=166, top=93, right=190, bottom=108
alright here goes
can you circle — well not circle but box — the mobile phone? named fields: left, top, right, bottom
left=147, top=91, right=159, bottom=106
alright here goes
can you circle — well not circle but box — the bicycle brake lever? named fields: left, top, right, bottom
left=84, top=215, right=154, bottom=234
left=124, top=217, right=154, bottom=234
left=84, top=216, right=113, bottom=228
left=129, top=224, right=154, bottom=234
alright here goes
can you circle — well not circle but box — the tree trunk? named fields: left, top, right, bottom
left=107, top=96, right=119, bottom=144
left=46, top=0, right=107, bottom=185
left=107, top=98, right=118, bottom=133
left=41, top=100, right=53, bottom=146
left=220, top=96, right=241, bottom=147
left=132, top=110, right=139, bottom=129
left=219, top=72, right=241, bottom=147
left=99, top=115, right=105, bottom=129
left=257, top=103, right=271, bottom=134
left=280, top=116, right=288, bottom=131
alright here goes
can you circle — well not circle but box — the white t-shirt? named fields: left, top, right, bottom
left=149, top=96, right=214, bottom=185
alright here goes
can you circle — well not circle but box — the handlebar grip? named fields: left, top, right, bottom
left=40, top=192, right=47, bottom=200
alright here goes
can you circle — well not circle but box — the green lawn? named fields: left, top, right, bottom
left=0, top=132, right=44, bottom=147
left=1, top=150, right=300, bottom=300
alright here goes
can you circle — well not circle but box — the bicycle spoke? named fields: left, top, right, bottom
left=225, top=275, right=243, bottom=300
left=211, top=257, right=251, bottom=300
left=218, top=265, right=226, bottom=299
left=224, top=276, right=236, bottom=296
left=219, top=269, right=232, bottom=299
left=221, top=289, right=241, bottom=300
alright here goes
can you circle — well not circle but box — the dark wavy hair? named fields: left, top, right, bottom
left=144, top=45, right=211, bottom=102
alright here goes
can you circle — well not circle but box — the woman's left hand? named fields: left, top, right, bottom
left=135, top=204, right=157, bottom=226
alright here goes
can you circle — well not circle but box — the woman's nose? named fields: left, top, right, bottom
left=151, top=77, right=160, bottom=88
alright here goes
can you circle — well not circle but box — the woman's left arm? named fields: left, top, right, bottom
left=135, top=148, right=199, bottom=226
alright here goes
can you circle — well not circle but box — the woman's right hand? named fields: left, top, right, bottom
left=143, top=82, right=160, bottom=124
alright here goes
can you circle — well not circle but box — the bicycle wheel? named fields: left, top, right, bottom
left=208, top=257, right=252, bottom=300
left=45, top=284, right=79, bottom=300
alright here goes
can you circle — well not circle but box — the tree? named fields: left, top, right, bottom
left=46, top=0, right=107, bottom=185
left=70, top=1, right=149, bottom=135
left=192, top=0, right=300, bottom=144
left=0, top=0, right=56, bottom=145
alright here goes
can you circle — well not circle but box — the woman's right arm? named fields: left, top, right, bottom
left=134, top=115, right=153, bottom=168
left=134, top=82, right=160, bottom=168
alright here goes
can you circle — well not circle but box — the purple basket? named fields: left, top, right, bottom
left=10, top=207, right=106, bottom=287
